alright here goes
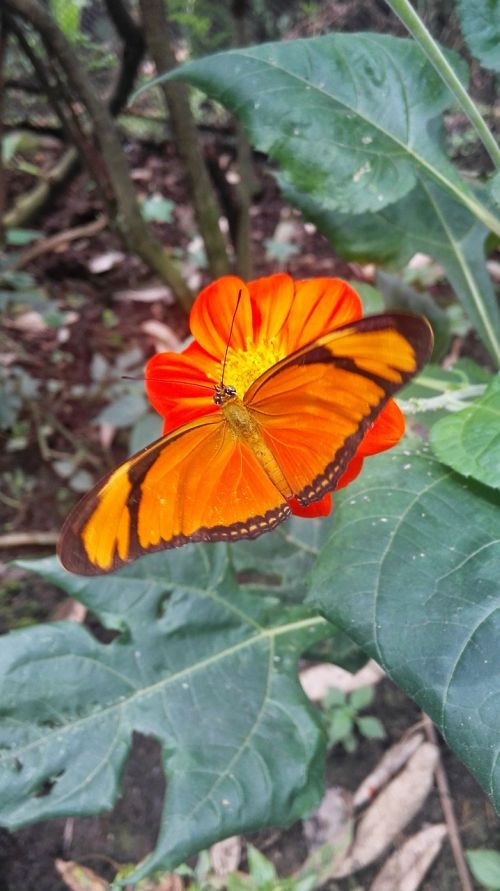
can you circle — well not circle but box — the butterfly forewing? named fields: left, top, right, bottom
left=245, top=313, right=433, bottom=506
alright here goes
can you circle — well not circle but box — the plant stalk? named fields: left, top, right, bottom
left=4, top=0, right=193, bottom=310
left=138, top=0, right=230, bottom=279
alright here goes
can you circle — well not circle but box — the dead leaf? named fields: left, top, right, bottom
left=98, top=420, right=116, bottom=450
left=332, top=742, right=439, bottom=877
left=87, top=250, right=125, bottom=274
left=210, top=836, right=242, bottom=877
left=131, top=168, right=153, bottom=182
left=141, top=320, right=182, bottom=352
left=300, top=660, right=385, bottom=701
left=303, top=786, right=353, bottom=851
left=11, top=311, right=48, bottom=333
left=297, top=787, right=354, bottom=886
left=113, top=285, right=174, bottom=305
left=272, top=219, right=300, bottom=244
left=55, top=859, right=108, bottom=891
left=486, top=260, right=500, bottom=281
left=0, top=352, right=21, bottom=366
left=407, top=253, right=433, bottom=270
left=369, top=824, right=447, bottom=891
left=51, top=598, right=87, bottom=624
left=353, top=732, right=425, bottom=809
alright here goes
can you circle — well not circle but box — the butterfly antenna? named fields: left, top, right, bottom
left=221, top=289, right=242, bottom=387
left=122, top=375, right=214, bottom=393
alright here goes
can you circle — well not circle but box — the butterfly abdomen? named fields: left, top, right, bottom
left=223, top=398, right=292, bottom=500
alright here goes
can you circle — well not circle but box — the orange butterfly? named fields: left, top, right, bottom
left=58, top=275, right=432, bottom=576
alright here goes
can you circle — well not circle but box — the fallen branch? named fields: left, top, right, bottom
left=13, top=213, right=108, bottom=268
left=0, top=531, right=58, bottom=548
left=3, top=146, right=78, bottom=228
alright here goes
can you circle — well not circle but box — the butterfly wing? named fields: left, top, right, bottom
left=59, top=311, right=431, bottom=575
left=244, top=312, right=433, bottom=508
left=58, top=414, right=289, bottom=575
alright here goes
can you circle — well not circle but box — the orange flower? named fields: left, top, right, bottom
left=146, top=274, right=405, bottom=518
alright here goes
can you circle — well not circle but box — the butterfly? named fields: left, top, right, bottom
left=58, top=312, right=433, bottom=575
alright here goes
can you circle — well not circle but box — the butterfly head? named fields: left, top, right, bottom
left=213, top=383, right=237, bottom=406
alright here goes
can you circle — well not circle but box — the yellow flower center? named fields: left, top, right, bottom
left=220, top=336, right=286, bottom=396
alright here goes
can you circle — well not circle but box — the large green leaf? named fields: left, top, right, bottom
left=6, top=441, right=500, bottom=871
left=157, top=33, right=499, bottom=234
left=457, top=0, right=500, bottom=72
left=308, top=442, right=500, bottom=808
left=430, top=374, right=500, bottom=489
left=286, top=177, right=500, bottom=367
left=4, top=547, right=328, bottom=880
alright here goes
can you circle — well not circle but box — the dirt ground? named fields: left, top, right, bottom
left=1, top=134, right=498, bottom=889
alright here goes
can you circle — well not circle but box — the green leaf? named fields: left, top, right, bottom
left=375, top=270, right=451, bottom=362
left=264, top=238, right=299, bottom=263
left=343, top=733, right=358, bottom=753
left=350, top=281, right=385, bottom=314
left=247, top=845, right=278, bottom=883
left=6, top=229, right=41, bottom=246
left=328, top=710, right=353, bottom=744
left=349, top=685, right=374, bottom=711
left=155, top=33, right=498, bottom=233
left=466, top=849, right=500, bottom=889
left=323, top=687, right=346, bottom=709
left=286, top=177, right=500, bottom=366
left=141, top=195, right=175, bottom=223
left=93, top=393, right=148, bottom=428
left=49, top=0, right=82, bottom=40
left=2, top=132, right=24, bottom=164
left=308, top=441, right=500, bottom=810
left=231, top=516, right=330, bottom=603
left=227, top=875, right=254, bottom=891
left=356, top=716, right=386, bottom=740
left=430, top=375, right=500, bottom=489
left=7, top=547, right=328, bottom=880
left=404, top=360, right=492, bottom=400
left=457, top=0, right=500, bottom=72
left=128, top=411, right=163, bottom=454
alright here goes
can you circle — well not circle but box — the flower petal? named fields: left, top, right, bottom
left=358, top=399, right=405, bottom=457
left=189, top=276, right=253, bottom=358
left=336, top=455, right=364, bottom=491
left=288, top=493, right=332, bottom=517
left=248, top=274, right=295, bottom=343
left=284, top=278, right=362, bottom=352
left=146, top=343, right=219, bottom=432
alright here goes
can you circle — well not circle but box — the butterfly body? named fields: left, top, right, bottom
left=222, top=393, right=293, bottom=500
left=58, top=311, right=433, bottom=575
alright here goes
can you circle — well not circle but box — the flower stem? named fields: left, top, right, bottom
left=384, top=0, right=500, bottom=168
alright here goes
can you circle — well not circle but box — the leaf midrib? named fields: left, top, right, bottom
left=223, top=37, right=499, bottom=234
left=0, top=615, right=326, bottom=765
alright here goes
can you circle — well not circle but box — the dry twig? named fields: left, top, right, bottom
left=0, top=531, right=58, bottom=548
left=13, top=214, right=108, bottom=268
left=423, top=714, right=474, bottom=891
